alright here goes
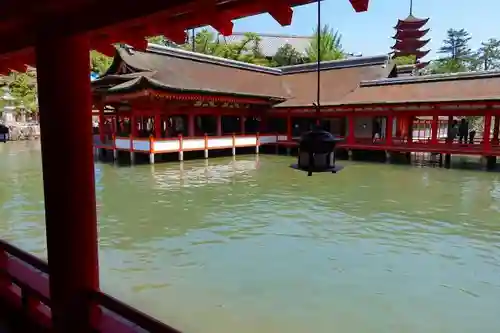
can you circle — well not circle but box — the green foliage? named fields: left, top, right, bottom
left=5, top=70, right=38, bottom=113
left=305, top=25, right=345, bottom=62
left=393, top=55, right=416, bottom=66
left=90, top=50, right=113, bottom=76
left=272, top=43, right=304, bottom=67
left=471, top=38, right=500, bottom=71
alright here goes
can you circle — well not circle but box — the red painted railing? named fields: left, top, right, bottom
left=0, top=240, right=181, bottom=333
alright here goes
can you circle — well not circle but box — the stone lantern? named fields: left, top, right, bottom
left=1, top=86, right=16, bottom=124
left=291, top=128, right=343, bottom=176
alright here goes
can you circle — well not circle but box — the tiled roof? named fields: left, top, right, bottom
left=94, top=44, right=500, bottom=109
left=336, top=71, right=500, bottom=106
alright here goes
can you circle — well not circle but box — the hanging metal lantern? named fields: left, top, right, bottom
left=290, top=128, right=343, bottom=176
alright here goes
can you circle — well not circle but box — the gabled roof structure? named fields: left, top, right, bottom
left=94, top=43, right=500, bottom=111
left=93, top=44, right=394, bottom=107
left=336, top=71, right=500, bottom=106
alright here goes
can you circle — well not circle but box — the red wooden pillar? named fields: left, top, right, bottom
left=386, top=114, right=393, bottom=145
left=98, top=104, right=105, bottom=143
left=431, top=115, right=439, bottom=144
left=36, top=33, right=99, bottom=333
left=259, top=114, right=268, bottom=133
left=347, top=114, right=355, bottom=144
left=483, top=112, right=492, bottom=149
left=407, top=116, right=414, bottom=143
left=131, top=111, right=138, bottom=137
left=240, top=116, right=246, bottom=134
left=188, top=113, right=196, bottom=137
left=286, top=113, right=292, bottom=140
left=216, top=115, right=223, bottom=136
left=154, top=113, right=162, bottom=139
left=493, top=115, right=500, bottom=144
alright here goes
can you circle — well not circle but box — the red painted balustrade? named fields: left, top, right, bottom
left=0, top=240, right=180, bottom=333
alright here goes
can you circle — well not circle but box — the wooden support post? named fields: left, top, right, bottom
left=178, top=134, right=184, bottom=161
left=431, top=115, right=439, bottom=144
left=493, top=116, right=500, bottom=144
left=204, top=134, right=209, bottom=158
left=407, top=116, right=414, bottom=143
left=483, top=112, right=492, bottom=150
left=386, top=114, right=393, bottom=145
left=286, top=113, right=292, bottom=141
left=188, top=113, right=196, bottom=137
left=232, top=133, right=236, bottom=156
left=149, top=136, right=155, bottom=164
left=36, top=32, right=99, bottom=333
left=216, top=115, right=222, bottom=136
left=112, top=134, right=117, bottom=161
left=256, top=132, right=260, bottom=154
left=240, top=116, right=246, bottom=134
left=98, top=104, right=105, bottom=144
left=347, top=114, right=355, bottom=144
left=154, top=113, right=162, bottom=139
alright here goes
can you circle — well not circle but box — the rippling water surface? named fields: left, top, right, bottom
left=1, top=141, right=500, bottom=333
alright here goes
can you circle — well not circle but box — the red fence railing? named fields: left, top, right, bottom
left=0, top=239, right=181, bottom=333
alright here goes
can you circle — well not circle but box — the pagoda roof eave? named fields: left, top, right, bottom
left=104, top=76, right=288, bottom=104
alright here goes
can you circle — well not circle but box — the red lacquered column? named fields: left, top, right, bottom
left=35, top=32, right=99, bottom=333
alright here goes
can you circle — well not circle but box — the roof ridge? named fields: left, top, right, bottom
left=145, top=43, right=282, bottom=75
left=142, top=44, right=389, bottom=76
left=229, top=32, right=312, bottom=39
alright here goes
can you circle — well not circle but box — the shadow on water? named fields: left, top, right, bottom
left=1, top=141, right=500, bottom=333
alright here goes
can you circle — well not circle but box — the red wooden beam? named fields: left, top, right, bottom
left=349, top=0, right=369, bottom=12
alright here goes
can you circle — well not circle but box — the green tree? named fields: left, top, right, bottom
left=429, top=28, right=473, bottom=74
left=7, top=70, right=38, bottom=113
left=90, top=50, right=113, bottom=76
left=393, top=55, right=416, bottom=66
left=471, top=38, right=500, bottom=71
left=147, top=35, right=177, bottom=47
left=305, top=25, right=345, bottom=62
left=438, top=28, right=472, bottom=63
left=272, top=43, right=304, bottom=66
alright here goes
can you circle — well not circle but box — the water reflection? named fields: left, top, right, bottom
left=1, top=142, right=500, bottom=333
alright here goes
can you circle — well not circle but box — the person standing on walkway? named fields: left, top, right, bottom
left=458, top=118, right=469, bottom=144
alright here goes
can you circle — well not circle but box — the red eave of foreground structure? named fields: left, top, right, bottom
left=0, top=0, right=369, bottom=73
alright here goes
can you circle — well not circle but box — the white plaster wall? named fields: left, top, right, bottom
left=154, top=140, right=179, bottom=152
left=235, top=136, right=257, bottom=146
left=259, top=135, right=278, bottom=144
left=115, top=138, right=130, bottom=149
left=133, top=140, right=150, bottom=152
left=182, top=138, right=205, bottom=150
left=207, top=138, right=233, bottom=148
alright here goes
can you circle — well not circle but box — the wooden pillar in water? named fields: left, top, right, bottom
left=36, top=32, right=99, bottom=333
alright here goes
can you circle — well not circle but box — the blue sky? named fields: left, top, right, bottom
left=230, top=0, right=497, bottom=59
